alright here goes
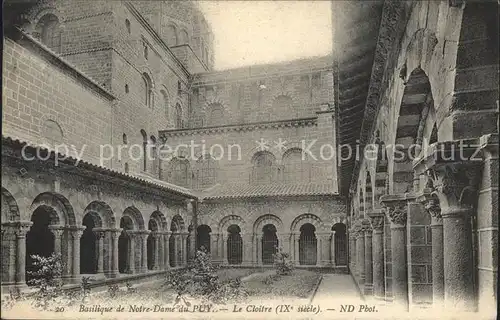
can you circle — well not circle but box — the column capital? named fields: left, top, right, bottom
left=93, top=228, right=106, bottom=239
left=367, top=212, right=385, bottom=231
left=48, top=225, right=66, bottom=236
left=416, top=188, right=443, bottom=224
left=109, top=228, right=123, bottom=239
left=380, top=194, right=407, bottom=227
left=413, top=139, right=484, bottom=211
left=69, top=226, right=86, bottom=239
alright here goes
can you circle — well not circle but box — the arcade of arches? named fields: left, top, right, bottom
left=1, top=184, right=194, bottom=286
left=194, top=213, right=348, bottom=267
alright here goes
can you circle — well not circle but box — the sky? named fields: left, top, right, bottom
left=198, top=1, right=333, bottom=70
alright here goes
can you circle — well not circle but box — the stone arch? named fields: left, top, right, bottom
left=391, top=67, right=434, bottom=194
left=175, top=103, right=183, bottom=128
left=194, top=153, right=219, bottom=189
left=142, top=72, right=154, bottom=108
left=205, top=102, right=225, bottom=127
left=179, top=29, right=189, bottom=45
left=290, top=214, right=326, bottom=233
left=41, top=118, right=64, bottom=145
left=171, top=214, right=185, bottom=232
left=251, top=150, right=278, bottom=184
left=253, top=214, right=283, bottom=235
left=330, top=216, right=347, bottom=226
left=160, top=87, right=170, bottom=118
left=83, top=201, right=115, bottom=228
left=165, top=157, right=192, bottom=188
left=1, top=187, right=20, bottom=222
left=33, top=12, right=62, bottom=53
left=30, top=192, right=76, bottom=226
left=165, top=24, right=178, bottom=46
left=122, top=206, right=145, bottom=230
left=150, top=211, right=167, bottom=231
left=218, top=215, right=246, bottom=234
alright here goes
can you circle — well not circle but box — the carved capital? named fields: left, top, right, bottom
left=417, top=188, right=442, bottom=224
left=367, top=212, right=385, bottom=231
left=426, top=162, right=482, bottom=210
left=15, top=221, right=33, bottom=237
left=380, top=195, right=408, bottom=226
left=48, top=225, right=65, bottom=237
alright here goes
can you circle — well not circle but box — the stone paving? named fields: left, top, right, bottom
left=312, top=274, right=363, bottom=305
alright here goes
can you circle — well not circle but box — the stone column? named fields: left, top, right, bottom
left=221, top=233, right=227, bottom=265
left=368, top=213, right=385, bottom=301
left=293, top=233, right=300, bottom=265
left=181, top=232, right=189, bottom=266
left=210, top=233, right=219, bottom=264
left=355, top=224, right=365, bottom=284
left=141, top=231, right=150, bottom=272
left=427, top=163, right=480, bottom=311
left=381, top=195, right=409, bottom=311
left=256, top=235, right=262, bottom=266
left=109, top=229, right=121, bottom=278
left=127, top=231, right=136, bottom=274
left=1, top=225, right=16, bottom=285
left=417, top=189, right=444, bottom=307
left=349, top=231, right=357, bottom=275
left=15, top=222, right=33, bottom=286
left=413, top=144, right=486, bottom=311
left=164, top=231, right=171, bottom=268
left=189, top=228, right=196, bottom=263
left=330, top=230, right=336, bottom=267
left=242, top=233, right=253, bottom=266
left=155, top=233, right=162, bottom=270
left=94, top=229, right=105, bottom=275
left=282, top=233, right=291, bottom=258
left=49, top=225, right=65, bottom=257
left=364, top=222, right=373, bottom=296
left=71, top=227, right=85, bottom=281
left=316, top=234, right=322, bottom=267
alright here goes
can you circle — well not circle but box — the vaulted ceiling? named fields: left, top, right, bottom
left=332, top=0, right=408, bottom=196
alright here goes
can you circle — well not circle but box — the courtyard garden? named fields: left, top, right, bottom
left=1, top=249, right=322, bottom=318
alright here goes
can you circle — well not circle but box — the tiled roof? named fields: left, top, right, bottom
left=1, top=136, right=197, bottom=199
left=201, top=183, right=338, bottom=200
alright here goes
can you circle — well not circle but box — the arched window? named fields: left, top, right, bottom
left=143, top=42, right=149, bottom=60
left=141, top=129, right=148, bottom=171
left=42, top=119, right=63, bottom=145
left=160, top=89, right=169, bottom=118
left=122, top=133, right=128, bottom=144
left=175, top=104, right=183, bottom=128
left=283, top=148, right=310, bottom=182
left=167, top=158, right=191, bottom=187
left=125, top=84, right=129, bottom=93
left=125, top=19, right=131, bottom=33
left=195, top=154, right=217, bottom=189
left=34, top=14, right=62, bottom=53
left=179, top=29, right=189, bottom=45
left=149, top=135, right=157, bottom=176
left=166, top=25, right=178, bottom=46
left=142, top=73, right=153, bottom=108
left=207, top=103, right=224, bottom=126
left=251, top=151, right=276, bottom=184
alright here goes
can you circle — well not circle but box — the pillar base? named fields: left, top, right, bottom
left=363, top=284, right=373, bottom=296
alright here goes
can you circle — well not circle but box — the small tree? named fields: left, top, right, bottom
left=27, top=253, right=64, bottom=310
left=273, top=247, right=294, bottom=275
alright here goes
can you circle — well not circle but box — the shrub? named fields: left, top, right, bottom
left=272, top=247, right=294, bottom=275
left=164, top=247, right=247, bottom=305
left=80, top=277, right=92, bottom=302
left=27, top=253, right=64, bottom=310
left=107, top=284, right=120, bottom=298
